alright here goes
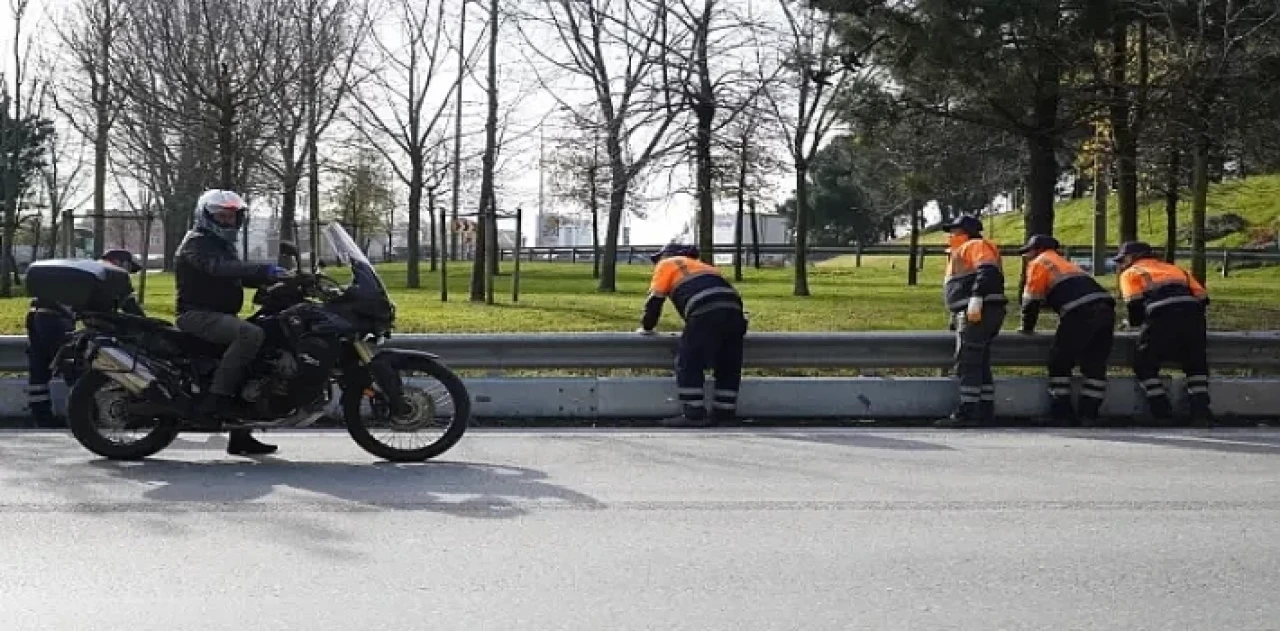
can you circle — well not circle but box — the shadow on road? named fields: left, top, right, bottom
left=87, top=456, right=605, bottom=519
left=767, top=432, right=956, bottom=452
left=1060, top=431, right=1280, bottom=455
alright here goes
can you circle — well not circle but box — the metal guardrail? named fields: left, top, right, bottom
left=2, top=332, right=1274, bottom=372
left=498, top=244, right=1280, bottom=262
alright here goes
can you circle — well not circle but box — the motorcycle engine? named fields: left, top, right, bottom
left=240, top=351, right=300, bottom=403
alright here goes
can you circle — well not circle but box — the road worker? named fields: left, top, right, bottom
left=935, top=215, right=1007, bottom=428
left=25, top=249, right=144, bottom=426
left=636, top=243, right=748, bottom=428
left=1017, top=235, right=1116, bottom=426
left=1113, top=241, right=1212, bottom=425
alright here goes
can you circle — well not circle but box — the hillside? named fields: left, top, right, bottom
left=899, top=174, right=1280, bottom=248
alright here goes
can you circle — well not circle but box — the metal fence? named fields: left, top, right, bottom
left=1, top=331, right=1276, bottom=372
left=5, top=332, right=1280, bottom=421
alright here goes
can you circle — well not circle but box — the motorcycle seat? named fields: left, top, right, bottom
left=102, top=311, right=230, bottom=358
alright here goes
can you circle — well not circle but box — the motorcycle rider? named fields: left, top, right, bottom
left=25, top=249, right=144, bottom=426
left=174, top=189, right=288, bottom=456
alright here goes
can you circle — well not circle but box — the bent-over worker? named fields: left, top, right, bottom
left=637, top=244, right=748, bottom=428
left=1113, top=241, right=1212, bottom=425
left=1018, top=235, right=1116, bottom=426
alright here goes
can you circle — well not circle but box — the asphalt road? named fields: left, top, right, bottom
left=1, top=428, right=1278, bottom=631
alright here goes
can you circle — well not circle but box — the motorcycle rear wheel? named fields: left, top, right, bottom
left=342, top=356, right=471, bottom=462
left=67, top=371, right=180, bottom=461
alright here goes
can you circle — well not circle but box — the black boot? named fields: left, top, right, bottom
left=1077, top=397, right=1104, bottom=427
left=935, top=403, right=980, bottom=428
left=227, top=429, right=278, bottom=456
left=1147, top=395, right=1174, bottom=425
left=661, top=404, right=714, bottom=428
left=978, top=400, right=996, bottom=425
left=1049, top=396, right=1076, bottom=426
left=1189, top=395, right=1215, bottom=429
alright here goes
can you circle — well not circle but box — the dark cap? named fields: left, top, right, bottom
left=101, top=249, right=142, bottom=273
left=650, top=243, right=700, bottom=263
left=940, top=215, right=983, bottom=236
left=1017, top=234, right=1060, bottom=254
left=1111, top=241, right=1154, bottom=263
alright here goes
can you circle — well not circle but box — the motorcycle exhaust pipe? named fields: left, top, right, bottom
left=91, top=346, right=157, bottom=395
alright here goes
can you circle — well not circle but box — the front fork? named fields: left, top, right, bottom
left=349, top=340, right=413, bottom=416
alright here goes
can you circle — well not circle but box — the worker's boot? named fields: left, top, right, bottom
left=661, top=404, right=715, bottom=429
left=1189, top=394, right=1215, bottom=429
left=1146, top=395, right=1174, bottom=426
left=1049, top=396, right=1076, bottom=426
left=1077, top=396, right=1104, bottom=428
left=935, top=403, right=981, bottom=429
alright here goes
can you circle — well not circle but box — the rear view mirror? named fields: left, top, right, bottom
left=278, top=241, right=304, bottom=271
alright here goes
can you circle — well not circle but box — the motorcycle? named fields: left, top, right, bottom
left=31, top=222, right=471, bottom=462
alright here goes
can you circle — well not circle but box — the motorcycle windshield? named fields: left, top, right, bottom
left=322, top=222, right=389, bottom=301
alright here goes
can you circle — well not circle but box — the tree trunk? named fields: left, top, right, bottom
left=1093, top=147, right=1108, bottom=275
left=589, top=165, right=600, bottom=279
left=1025, top=131, right=1058, bottom=238
left=1164, top=146, right=1179, bottom=263
left=427, top=186, right=438, bottom=272
left=733, top=133, right=747, bottom=281
left=792, top=164, right=810, bottom=296
left=597, top=130, right=628, bottom=292
left=470, top=0, right=500, bottom=302
left=1191, top=131, right=1209, bottom=283
left=1112, top=12, right=1139, bottom=243
left=907, top=199, right=920, bottom=286
left=695, top=103, right=715, bottom=264
left=278, top=167, right=299, bottom=266
left=450, top=0, right=467, bottom=262
left=1024, top=56, right=1061, bottom=240
left=749, top=197, right=761, bottom=268
left=407, top=159, right=423, bottom=288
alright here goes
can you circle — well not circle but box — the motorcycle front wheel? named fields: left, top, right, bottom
left=66, top=371, right=180, bottom=461
left=342, top=356, right=471, bottom=462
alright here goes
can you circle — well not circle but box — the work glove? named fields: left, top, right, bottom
left=266, top=265, right=290, bottom=280
left=965, top=296, right=983, bottom=323
left=635, top=327, right=656, bottom=336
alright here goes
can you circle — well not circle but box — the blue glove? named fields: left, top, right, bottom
left=266, top=265, right=287, bottom=279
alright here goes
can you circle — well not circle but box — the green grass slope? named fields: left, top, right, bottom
left=902, top=173, right=1280, bottom=248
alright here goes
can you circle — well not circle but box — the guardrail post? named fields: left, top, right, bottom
left=628, top=246, right=636, bottom=264
left=1222, top=250, right=1230, bottom=278
left=855, top=241, right=863, bottom=268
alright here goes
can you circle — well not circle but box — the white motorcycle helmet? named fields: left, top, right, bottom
left=195, top=189, right=249, bottom=243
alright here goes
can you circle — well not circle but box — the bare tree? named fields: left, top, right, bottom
left=115, top=0, right=294, bottom=189
left=265, top=0, right=371, bottom=265
left=635, top=0, right=776, bottom=262
left=516, top=0, right=683, bottom=291
left=469, top=0, right=500, bottom=302
left=37, top=128, right=90, bottom=257
left=354, top=0, right=480, bottom=288
left=763, top=1, right=863, bottom=296
left=52, top=0, right=127, bottom=257
left=715, top=107, right=784, bottom=280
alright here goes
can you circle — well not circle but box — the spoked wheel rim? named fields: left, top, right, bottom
left=90, top=382, right=168, bottom=446
left=355, top=374, right=459, bottom=453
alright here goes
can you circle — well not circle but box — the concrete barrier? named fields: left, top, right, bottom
left=10, top=376, right=1280, bottom=424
